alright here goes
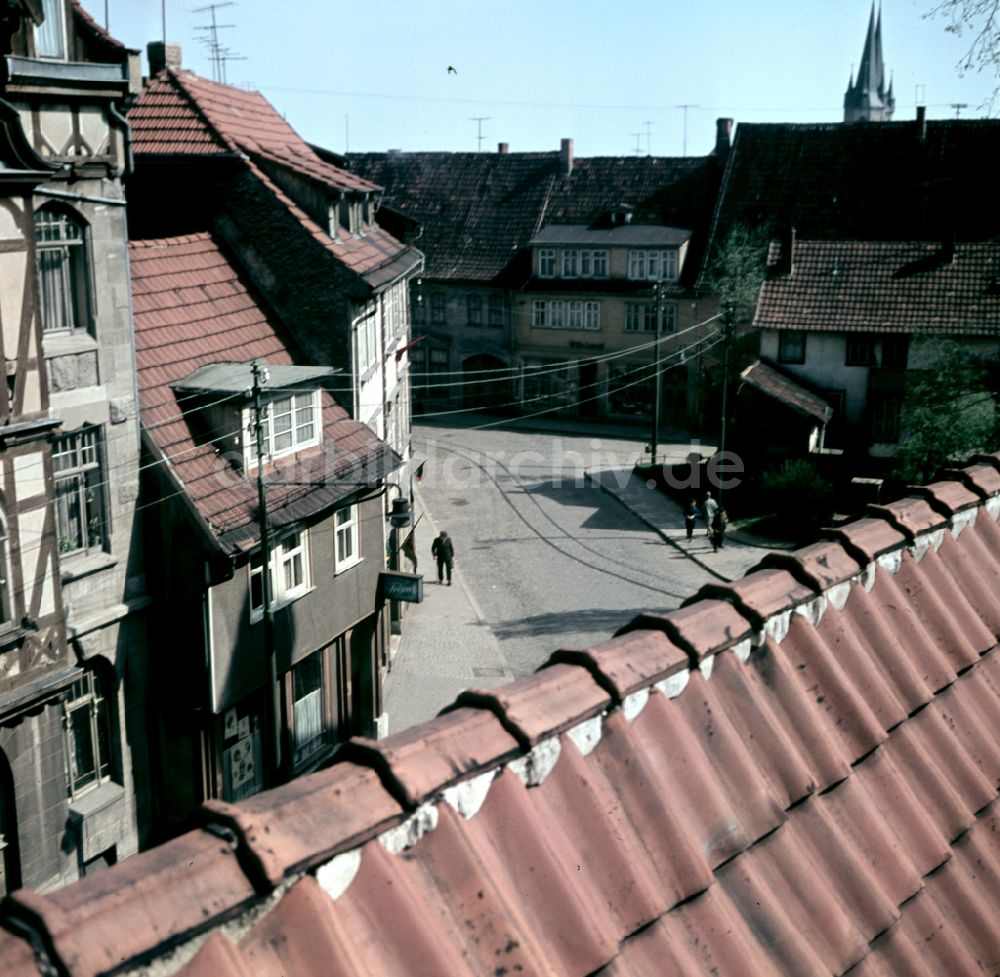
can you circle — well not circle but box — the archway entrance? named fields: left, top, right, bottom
left=462, top=354, right=511, bottom=411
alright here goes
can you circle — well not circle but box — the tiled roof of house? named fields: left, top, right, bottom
left=128, top=71, right=421, bottom=289
left=337, top=149, right=722, bottom=284
left=130, top=232, right=398, bottom=553
left=70, top=0, right=136, bottom=54
left=4, top=457, right=1000, bottom=975
left=701, top=119, right=1000, bottom=287
left=740, top=359, right=834, bottom=422
left=756, top=239, right=1000, bottom=335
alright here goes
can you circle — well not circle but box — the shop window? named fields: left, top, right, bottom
left=292, top=652, right=328, bottom=767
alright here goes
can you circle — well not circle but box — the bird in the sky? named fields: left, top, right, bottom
left=447, top=65, right=457, bottom=74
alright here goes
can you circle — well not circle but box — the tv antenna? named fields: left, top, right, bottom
left=631, top=132, right=643, bottom=155
left=469, top=117, right=490, bottom=151
left=950, top=102, right=968, bottom=118
left=193, top=2, right=245, bottom=83
left=676, top=104, right=699, bottom=155
left=642, top=120, right=656, bottom=155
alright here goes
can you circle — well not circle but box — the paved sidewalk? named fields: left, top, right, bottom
left=383, top=489, right=517, bottom=736
left=585, top=468, right=794, bottom=582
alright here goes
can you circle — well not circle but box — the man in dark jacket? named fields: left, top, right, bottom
left=431, top=530, right=455, bottom=585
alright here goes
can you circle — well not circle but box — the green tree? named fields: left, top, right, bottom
left=707, top=224, right=769, bottom=326
left=895, top=335, right=998, bottom=484
left=927, top=1, right=1000, bottom=109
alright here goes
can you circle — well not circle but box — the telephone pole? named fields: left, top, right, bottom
left=650, top=280, right=667, bottom=465
left=717, top=303, right=736, bottom=507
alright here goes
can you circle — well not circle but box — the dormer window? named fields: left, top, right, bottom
left=246, top=390, right=320, bottom=466
left=35, top=0, right=67, bottom=60
left=628, top=249, right=679, bottom=282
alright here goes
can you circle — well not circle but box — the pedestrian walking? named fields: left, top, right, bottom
left=431, top=530, right=455, bottom=585
left=710, top=507, right=729, bottom=552
left=702, top=492, right=719, bottom=539
left=684, top=498, right=699, bottom=541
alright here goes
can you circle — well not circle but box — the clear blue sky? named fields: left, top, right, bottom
left=97, top=0, right=996, bottom=157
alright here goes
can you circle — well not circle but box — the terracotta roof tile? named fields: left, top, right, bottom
left=909, top=480, right=982, bottom=516
left=333, top=708, right=521, bottom=809
left=944, top=462, right=1000, bottom=498
left=3, top=477, right=1000, bottom=976
left=740, top=359, right=834, bottom=421
left=822, top=515, right=908, bottom=563
left=0, top=932, right=39, bottom=977
left=683, top=567, right=817, bottom=628
left=453, top=663, right=611, bottom=748
left=755, top=240, right=1000, bottom=336
left=545, top=628, right=688, bottom=702
left=130, top=232, right=396, bottom=550
left=4, top=830, right=256, bottom=977
left=751, top=539, right=862, bottom=591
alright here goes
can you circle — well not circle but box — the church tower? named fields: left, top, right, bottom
left=844, top=4, right=895, bottom=122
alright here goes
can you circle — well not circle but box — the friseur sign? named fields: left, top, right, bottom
left=379, top=570, right=424, bottom=604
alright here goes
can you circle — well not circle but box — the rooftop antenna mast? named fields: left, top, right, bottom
left=676, top=104, right=699, bottom=155
left=469, top=117, right=490, bottom=151
left=631, top=132, right=642, bottom=155
left=643, top=120, right=655, bottom=155
left=950, top=102, right=968, bottom=118
left=193, top=2, right=244, bottom=83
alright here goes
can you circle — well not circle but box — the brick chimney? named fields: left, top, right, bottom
left=916, top=104, right=927, bottom=144
left=559, top=138, right=573, bottom=177
left=715, top=118, right=733, bottom=157
left=776, top=225, right=796, bottom=276
left=498, top=142, right=509, bottom=155
left=147, top=41, right=182, bottom=75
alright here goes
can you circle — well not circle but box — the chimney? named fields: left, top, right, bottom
left=778, top=225, right=796, bottom=275
left=715, top=118, right=733, bottom=157
left=147, top=41, right=182, bottom=75
left=559, top=137, right=573, bottom=177
left=498, top=142, right=509, bottom=155
left=916, top=104, right=927, bottom=143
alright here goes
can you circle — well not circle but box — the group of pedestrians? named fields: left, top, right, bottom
left=684, top=492, right=728, bottom=552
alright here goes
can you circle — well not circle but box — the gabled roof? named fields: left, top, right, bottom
left=701, top=120, right=1000, bottom=286
left=4, top=457, right=1000, bottom=976
left=740, top=359, right=834, bottom=422
left=337, top=149, right=722, bottom=284
left=130, top=232, right=399, bottom=553
left=756, top=239, right=1000, bottom=335
left=128, top=70, right=421, bottom=290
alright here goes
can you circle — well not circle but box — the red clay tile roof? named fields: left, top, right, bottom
left=3, top=459, right=1000, bottom=974
left=700, top=119, right=1000, bottom=288
left=336, top=149, right=722, bottom=284
left=756, top=239, right=1000, bottom=335
left=128, top=71, right=421, bottom=289
left=70, top=0, right=136, bottom=54
left=740, top=359, right=835, bottom=422
left=130, top=232, right=397, bottom=552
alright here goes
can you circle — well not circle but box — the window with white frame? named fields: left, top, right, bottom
left=35, top=207, right=91, bottom=334
left=292, top=652, right=328, bottom=767
left=531, top=299, right=601, bottom=331
left=590, top=250, right=609, bottom=278
left=35, top=0, right=67, bottom=59
left=561, top=250, right=579, bottom=278
left=538, top=249, right=556, bottom=278
left=334, top=505, right=360, bottom=572
left=625, top=302, right=676, bottom=332
left=249, top=530, right=311, bottom=620
left=64, top=668, right=114, bottom=797
left=53, top=426, right=107, bottom=556
left=247, top=391, right=320, bottom=466
left=356, top=313, right=379, bottom=375
left=627, top=249, right=679, bottom=282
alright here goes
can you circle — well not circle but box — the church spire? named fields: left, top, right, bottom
left=844, top=3, right=895, bottom=122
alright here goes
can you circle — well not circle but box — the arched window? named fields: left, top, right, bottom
left=34, top=207, right=91, bottom=335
